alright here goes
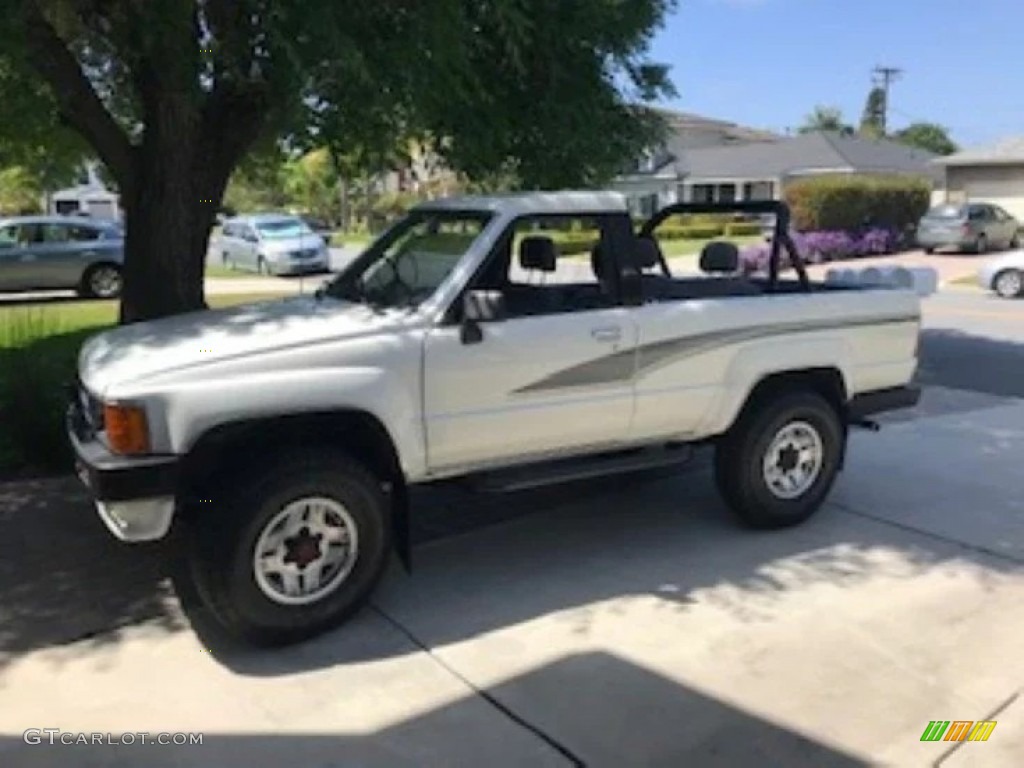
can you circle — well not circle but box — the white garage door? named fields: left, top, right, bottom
left=963, top=174, right=1024, bottom=221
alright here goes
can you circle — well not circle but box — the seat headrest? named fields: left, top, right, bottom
left=519, top=236, right=558, bottom=272
left=635, top=237, right=662, bottom=270
left=699, top=241, right=740, bottom=273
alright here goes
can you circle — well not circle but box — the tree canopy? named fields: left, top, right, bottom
left=0, top=0, right=676, bottom=321
left=892, top=122, right=959, bottom=156
left=798, top=106, right=854, bottom=136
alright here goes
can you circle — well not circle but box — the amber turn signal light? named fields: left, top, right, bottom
left=103, top=403, right=150, bottom=455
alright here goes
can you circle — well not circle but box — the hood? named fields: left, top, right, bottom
left=259, top=233, right=325, bottom=254
left=79, top=296, right=399, bottom=396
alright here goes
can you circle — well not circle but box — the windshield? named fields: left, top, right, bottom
left=255, top=218, right=314, bottom=239
left=924, top=205, right=965, bottom=220
left=323, top=209, right=493, bottom=309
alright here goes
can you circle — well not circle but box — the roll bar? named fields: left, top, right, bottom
left=638, top=200, right=810, bottom=292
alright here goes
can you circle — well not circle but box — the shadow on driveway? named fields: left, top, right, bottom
left=0, top=650, right=868, bottom=767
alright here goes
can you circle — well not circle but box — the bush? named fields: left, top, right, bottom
left=724, top=222, right=762, bottom=237
left=739, top=227, right=901, bottom=274
left=678, top=224, right=725, bottom=239
left=784, top=175, right=931, bottom=232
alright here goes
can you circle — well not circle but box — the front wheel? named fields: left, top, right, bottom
left=994, top=269, right=1024, bottom=299
left=714, top=391, right=843, bottom=529
left=80, top=263, right=123, bottom=299
left=188, top=451, right=392, bottom=646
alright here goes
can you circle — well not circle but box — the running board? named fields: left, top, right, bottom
left=469, top=445, right=695, bottom=493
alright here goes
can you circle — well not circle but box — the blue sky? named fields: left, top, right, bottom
left=650, top=0, right=1023, bottom=147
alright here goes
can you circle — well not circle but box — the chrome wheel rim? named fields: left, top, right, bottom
left=762, top=420, right=824, bottom=500
left=253, top=497, right=359, bottom=606
left=90, top=266, right=121, bottom=297
left=996, top=271, right=1021, bottom=298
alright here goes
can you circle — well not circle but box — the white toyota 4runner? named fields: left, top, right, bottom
left=68, top=193, right=921, bottom=645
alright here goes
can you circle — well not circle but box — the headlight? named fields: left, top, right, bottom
left=103, top=403, right=150, bottom=455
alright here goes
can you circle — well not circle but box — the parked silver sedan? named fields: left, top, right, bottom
left=978, top=250, right=1024, bottom=299
left=917, top=203, right=1020, bottom=254
left=217, top=213, right=330, bottom=275
left=0, top=216, right=124, bottom=298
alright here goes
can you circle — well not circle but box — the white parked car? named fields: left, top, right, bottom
left=217, top=213, right=330, bottom=275
left=977, top=250, right=1024, bottom=299
left=68, top=193, right=922, bottom=646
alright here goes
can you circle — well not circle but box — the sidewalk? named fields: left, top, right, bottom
left=0, top=384, right=1021, bottom=766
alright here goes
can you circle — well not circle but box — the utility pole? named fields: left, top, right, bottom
left=871, top=66, right=903, bottom=134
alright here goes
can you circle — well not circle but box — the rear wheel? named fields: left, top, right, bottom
left=714, top=391, right=843, bottom=529
left=1011, top=233, right=1021, bottom=250
left=975, top=234, right=988, bottom=255
left=994, top=269, right=1024, bottom=299
left=188, top=451, right=392, bottom=646
left=923, top=247, right=935, bottom=255
left=80, top=263, right=123, bottom=299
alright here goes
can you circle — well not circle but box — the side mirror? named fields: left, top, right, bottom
left=460, top=289, right=506, bottom=344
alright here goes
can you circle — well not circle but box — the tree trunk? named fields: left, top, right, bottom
left=118, top=104, right=231, bottom=324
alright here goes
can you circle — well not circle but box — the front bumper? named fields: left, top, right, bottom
left=67, top=397, right=179, bottom=542
left=847, top=385, right=921, bottom=421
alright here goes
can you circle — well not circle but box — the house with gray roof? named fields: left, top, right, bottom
left=614, top=126, right=939, bottom=217
left=931, top=136, right=1024, bottom=220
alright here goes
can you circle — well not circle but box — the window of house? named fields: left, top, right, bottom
left=742, top=181, right=775, bottom=201
left=716, top=184, right=737, bottom=203
left=691, top=184, right=714, bottom=203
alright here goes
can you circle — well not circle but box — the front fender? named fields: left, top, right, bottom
left=154, top=366, right=426, bottom=479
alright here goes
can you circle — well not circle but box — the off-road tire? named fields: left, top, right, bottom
left=187, top=450, right=392, bottom=646
left=714, top=391, right=844, bottom=529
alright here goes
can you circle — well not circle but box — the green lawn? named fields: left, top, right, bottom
left=204, top=263, right=270, bottom=279
left=949, top=274, right=980, bottom=287
left=330, top=232, right=373, bottom=248
left=0, top=293, right=287, bottom=478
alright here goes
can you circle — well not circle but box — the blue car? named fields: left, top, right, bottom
left=0, top=215, right=124, bottom=297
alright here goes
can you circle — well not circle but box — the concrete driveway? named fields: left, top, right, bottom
left=0, top=294, right=1022, bottom=766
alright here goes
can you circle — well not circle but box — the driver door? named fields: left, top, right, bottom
left=422, top=215, right=639, bottom=474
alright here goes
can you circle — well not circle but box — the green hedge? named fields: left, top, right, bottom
left=724, top=222, right=762, bottom=236
left=785, top=175, right=931, bottom=231
left=550, top=232, right=598, bottom=256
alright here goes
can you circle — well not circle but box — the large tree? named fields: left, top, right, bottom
left=0, top=1, right=675, bottom=322
left=858, top=86, right=886, bottom=139
left=892, top=122, right=958, bottom=156
left=798, top=106, right=854, bottom=136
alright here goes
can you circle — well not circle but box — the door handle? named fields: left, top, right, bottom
left=591, top=326, right=621, bottom=342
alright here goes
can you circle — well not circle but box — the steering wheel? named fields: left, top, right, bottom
left=362, top=250, right=420, bottom=306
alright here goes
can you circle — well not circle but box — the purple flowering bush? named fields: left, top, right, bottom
left=738, top=227, right=899, bottom=275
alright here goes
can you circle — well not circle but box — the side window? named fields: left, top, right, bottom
left=18, top=224, right=43, bottom=244
left=70, top=225, right=101, bottom=242
left=968, top=206, right=988, bottom=221
left=485, top=215, right=619, bottom=318
left=40, top=224, right=71, bottom=243
left=222, top=222, right=237, bottom=238
left=0, top=225, right=17, bottom=247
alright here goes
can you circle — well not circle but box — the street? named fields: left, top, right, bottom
left=0, top=287, right=1022, bottom=766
